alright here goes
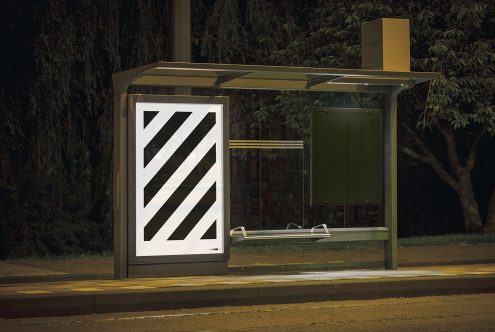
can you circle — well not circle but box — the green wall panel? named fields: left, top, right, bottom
left=310, top=109, right=382, bottom=205
left=310, top=110, right=348, bottom=205
left=348, top=111, right=382, bottom=204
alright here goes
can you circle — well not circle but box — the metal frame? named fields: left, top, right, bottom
left=113, top=62, right=438, bottom=278
left=113, top=62, right=436, bottom=93
left=115, top=92, right=230, bottom=278
left=113, top=82, right=128, bottom=279
left=127, top=94, right=230, bottom=266
left=383, top=85, right=410, bottom=269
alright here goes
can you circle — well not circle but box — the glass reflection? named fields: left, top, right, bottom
left=260, top=148, right=303, bottom=230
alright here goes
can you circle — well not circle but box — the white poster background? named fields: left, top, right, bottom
left=135, top=102, right=224, bottom=257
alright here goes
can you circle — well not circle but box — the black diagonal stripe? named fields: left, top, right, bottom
left=200, top=220, right=217, bottom=240
left=144, top=112, right=191, bottom=167
left=144, top=112, right=216, bottom=207
left=168, top=182, right=216, bottom=240
left=144, top=145, right=216, bottom=241
left=144, top=111, right=159, bottom=129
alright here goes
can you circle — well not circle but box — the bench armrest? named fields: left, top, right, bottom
left=311, top=224, right=329, bottom=234
left=230, top=226, right=247, bottom=238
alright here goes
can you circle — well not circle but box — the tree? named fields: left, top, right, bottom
left=402, top=0, right=495, bottom=233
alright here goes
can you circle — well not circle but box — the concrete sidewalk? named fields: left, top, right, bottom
left=1, top=264, right=495, bottom=318
left=1, top=244, right=494, bottom=319
left=2, top=243, right=495, bottom=283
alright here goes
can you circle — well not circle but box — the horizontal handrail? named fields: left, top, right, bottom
left=229, top=140, right=303, bottom=149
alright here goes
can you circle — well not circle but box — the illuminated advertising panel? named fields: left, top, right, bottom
left=134, top=101, right=225, bottom=257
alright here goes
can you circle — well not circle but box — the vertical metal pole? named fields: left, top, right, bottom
left=384, top=86, right=408, bottom=270
left=113, top=82, right=129, bottom=279
left=169, top=0, right=191, bottom=95
left=170, top=0, right=190, bottom=62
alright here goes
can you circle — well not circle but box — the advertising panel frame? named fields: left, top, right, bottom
left=125, top=94, right=230, bottom=277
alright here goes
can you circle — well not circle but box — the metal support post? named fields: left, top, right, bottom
left=384, top=85, right=408, bottom=270
left=113, top=83, right=129, bottom=279
left=169, top=0, right=191, bottom=95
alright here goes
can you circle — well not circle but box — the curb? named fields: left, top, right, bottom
left=1, top=275, right=494, bottom=319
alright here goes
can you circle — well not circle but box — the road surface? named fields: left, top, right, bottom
left=1, top=293, right=494, bottom=331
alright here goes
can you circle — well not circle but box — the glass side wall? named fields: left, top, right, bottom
left=228, top=90, right=304, bottom=230
left=219, top=89, right=385, bottom=231
left=190, top=87, right=385, bottom=269
left=228, top=90, right=261, bottom=230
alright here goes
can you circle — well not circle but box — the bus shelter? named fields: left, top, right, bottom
left=113, top=61, right=438, bottom=278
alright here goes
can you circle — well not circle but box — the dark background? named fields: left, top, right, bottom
left=1, top=0, right=494, bottom=257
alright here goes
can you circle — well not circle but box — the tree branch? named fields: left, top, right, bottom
left=467, top=132, right=482, bottom=171
left=400, top=146, right=430, bottom=163
left=400, top=135, right=459, bottom=193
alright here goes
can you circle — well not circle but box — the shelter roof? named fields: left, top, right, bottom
left=113, top=61, right=439, bottom=93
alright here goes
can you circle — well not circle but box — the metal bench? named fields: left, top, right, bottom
left=230, top=224, right=389, bottom=245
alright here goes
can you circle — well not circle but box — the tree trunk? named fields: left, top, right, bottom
left=484, top=188, right=495, bottom=234
left=401, top=125, right=486, bottom=234
left=457, top=171, right=483, bottom=233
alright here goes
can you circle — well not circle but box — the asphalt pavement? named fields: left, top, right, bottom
left=2, top=294, right=494, bottom=331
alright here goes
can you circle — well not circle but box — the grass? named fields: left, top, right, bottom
left=398, top=233, right=495, bottom=247
left=4, top=234, right=495, bottom=260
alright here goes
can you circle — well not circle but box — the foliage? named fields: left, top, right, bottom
left=412, top=1, right=495, bottom=135
left=1, top=0, right=494, bottom=257
left=0, top=0, right=169, bottom=258
left=199, top=0, right=311, bottom=65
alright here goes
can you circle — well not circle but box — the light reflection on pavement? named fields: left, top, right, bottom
left=1, top=264, right=494, bottom=297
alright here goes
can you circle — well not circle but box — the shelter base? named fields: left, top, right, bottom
left=128, top=261, right=228, bottom=278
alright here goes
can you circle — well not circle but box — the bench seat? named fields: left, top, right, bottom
left=230, top=225, right=389, bottom=245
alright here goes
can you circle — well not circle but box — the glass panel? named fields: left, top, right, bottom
left=226, top=90, right=387, bottom=270
left=228, top=89, right=262, bottom=230
left=258, top=91, right=304, bottom=229
left=229, top=90, right=260, bottom=140
left=345, top=205, right=382, bottom=227
left=190, top=89, right=386, bottom=230
left=306, top=204, right=346, bottom=228
left=230, top=148, right=260, bottom=229
left=260, top=148, right=303, bottom=229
